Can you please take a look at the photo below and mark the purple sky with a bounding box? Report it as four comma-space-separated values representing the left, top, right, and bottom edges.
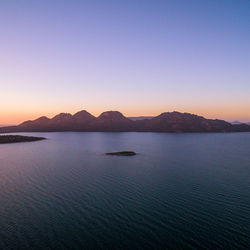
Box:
0, 0, 249, 124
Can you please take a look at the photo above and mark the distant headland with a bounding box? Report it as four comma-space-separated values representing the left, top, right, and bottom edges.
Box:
0, 110, 250, 133
0, 135, 46, 144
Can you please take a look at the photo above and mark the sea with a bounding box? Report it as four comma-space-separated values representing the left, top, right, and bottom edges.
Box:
0, 132, 249, 249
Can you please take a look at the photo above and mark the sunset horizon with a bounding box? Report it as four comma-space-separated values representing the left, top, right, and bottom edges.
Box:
1, 1, 249, 249
1, 1, 249, 125
1, 107, 250, 126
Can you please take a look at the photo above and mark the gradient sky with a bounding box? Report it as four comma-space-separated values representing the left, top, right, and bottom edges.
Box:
0, 0, 249, 124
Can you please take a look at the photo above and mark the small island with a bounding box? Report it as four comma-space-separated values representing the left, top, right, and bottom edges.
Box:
0, 135, 46, 144
106, 151, 136, 156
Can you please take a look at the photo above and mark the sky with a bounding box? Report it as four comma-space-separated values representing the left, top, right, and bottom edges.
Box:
0, 0, 249, 124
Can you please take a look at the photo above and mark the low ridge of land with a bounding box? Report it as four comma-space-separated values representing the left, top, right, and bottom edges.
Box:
0, 135, 46, 144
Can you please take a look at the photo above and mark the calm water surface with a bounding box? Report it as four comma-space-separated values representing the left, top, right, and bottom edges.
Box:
0, 132, 250, 249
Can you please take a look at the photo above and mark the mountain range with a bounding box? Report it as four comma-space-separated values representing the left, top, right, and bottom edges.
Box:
1, 110, 250, 133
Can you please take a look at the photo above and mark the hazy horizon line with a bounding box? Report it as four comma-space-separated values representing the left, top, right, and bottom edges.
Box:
1, 109, 250, 126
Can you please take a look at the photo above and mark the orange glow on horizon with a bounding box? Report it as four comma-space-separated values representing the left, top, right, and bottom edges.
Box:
1, 105, 249, 125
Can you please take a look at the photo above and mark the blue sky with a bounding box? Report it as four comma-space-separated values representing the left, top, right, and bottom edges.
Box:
0, 0, 249, 123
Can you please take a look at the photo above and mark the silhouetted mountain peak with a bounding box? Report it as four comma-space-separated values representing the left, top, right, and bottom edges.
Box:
19, 116, 50, 127
51, 113, 73, 121
73, 110, 95, 118
156, 111, 203, 120
73, 110, 96, 123
36, 116, 50, 122
98, 111, 127, 121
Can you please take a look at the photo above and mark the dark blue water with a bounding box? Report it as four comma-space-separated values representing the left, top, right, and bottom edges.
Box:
0, 132, 249, 249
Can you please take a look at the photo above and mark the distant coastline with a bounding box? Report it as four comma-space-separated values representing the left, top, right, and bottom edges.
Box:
1, 110, 250, 133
